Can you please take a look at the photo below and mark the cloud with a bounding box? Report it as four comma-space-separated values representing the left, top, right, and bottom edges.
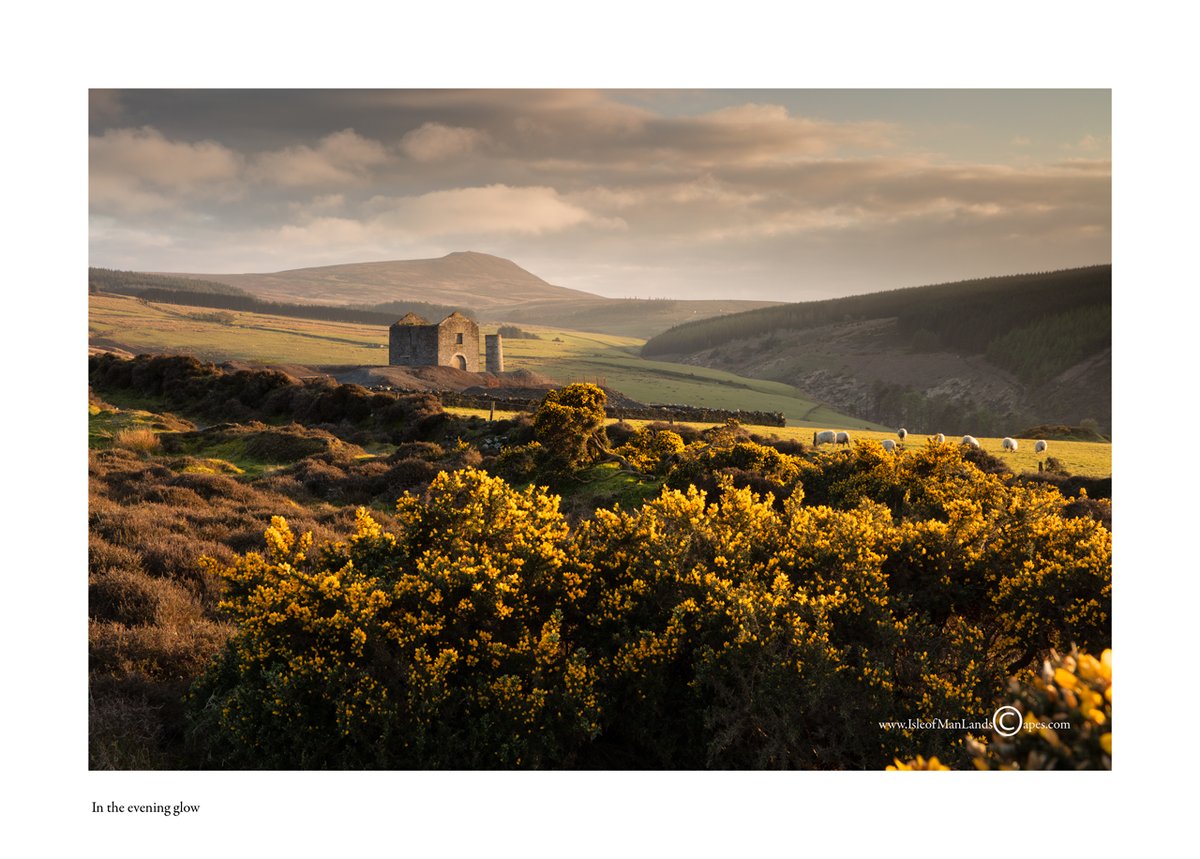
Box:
653, 103, 894, 162
89, 90, 124, 125
369, 184, 622, 236
400, 123, 489, 162
287, 193, 347, 219
1061, 133, 1109, 154
250, 129, 389, 187
89, 126, 243, 213
88, 91, 1110, 299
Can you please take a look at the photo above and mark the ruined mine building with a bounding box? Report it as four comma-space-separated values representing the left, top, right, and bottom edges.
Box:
388, 312, 503, 374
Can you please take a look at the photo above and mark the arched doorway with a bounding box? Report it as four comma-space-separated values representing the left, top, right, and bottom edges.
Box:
453, 354, 467, 370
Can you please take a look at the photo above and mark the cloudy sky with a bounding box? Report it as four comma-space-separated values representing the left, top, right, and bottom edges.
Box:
89, 89, 1110, 301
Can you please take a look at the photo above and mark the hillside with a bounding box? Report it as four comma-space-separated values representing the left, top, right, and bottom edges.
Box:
642, 266, 1111, 436
497, 296, 780, 340
151, 251, 778, 338
87, 292, 878, 428
168, 251, 589, 309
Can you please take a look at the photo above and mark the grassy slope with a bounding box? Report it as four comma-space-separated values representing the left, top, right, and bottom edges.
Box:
89, 293, 880, 428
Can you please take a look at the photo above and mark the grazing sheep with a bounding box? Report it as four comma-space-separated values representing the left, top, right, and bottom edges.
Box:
898, 428, 908, 441
935, 433, 946, 444
1034, 439, 1048, 454
881, 438, 896, 452
961, 435, 980, 449
835, 431, 852, 447
1002, 437, 1018, 452
813, 430, 837, 446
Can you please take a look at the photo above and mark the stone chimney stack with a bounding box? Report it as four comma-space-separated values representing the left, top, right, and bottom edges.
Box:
485, 333, 504, 374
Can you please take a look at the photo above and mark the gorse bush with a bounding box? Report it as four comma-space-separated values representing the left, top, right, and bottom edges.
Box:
972, 647, 1111, 770
189, 470, 600, 768
531, 383, 608, 473
887, 647, 1112, 771
613, 427, 685, 474
188, 443, 1111, 769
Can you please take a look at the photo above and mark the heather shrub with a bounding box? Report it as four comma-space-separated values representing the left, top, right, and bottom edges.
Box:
382, 457, 442, 491
389, 441, 445, 462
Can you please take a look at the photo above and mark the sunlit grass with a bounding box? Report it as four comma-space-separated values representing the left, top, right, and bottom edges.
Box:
90, 293, 877, 427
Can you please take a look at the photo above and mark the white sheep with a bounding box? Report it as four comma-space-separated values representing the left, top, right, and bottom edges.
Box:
881, 438, 896, 452
898, 428, 908, 441
835, 431, 851, 447
1002, 437, 1018, 452
1035, 439, 1048, 454
961, 435, 980, 449
935, 433, 946, 444
813, 430, 837, 446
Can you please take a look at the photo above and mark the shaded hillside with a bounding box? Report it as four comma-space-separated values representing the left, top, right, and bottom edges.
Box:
164, 251, 593, 309
91, 283, 471, 328
89, 267, 254, 297
498, 296, 780, 340
643, 266, 1111, 436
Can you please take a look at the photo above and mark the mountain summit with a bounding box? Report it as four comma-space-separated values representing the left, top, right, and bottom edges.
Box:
168, 251, 598, 310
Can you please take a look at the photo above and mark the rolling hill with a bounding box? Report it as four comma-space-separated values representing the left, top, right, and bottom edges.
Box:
642, 266, 1112, 437
148, 251, 779, 339
169, 251, 588, 309
87, 292, 880, 428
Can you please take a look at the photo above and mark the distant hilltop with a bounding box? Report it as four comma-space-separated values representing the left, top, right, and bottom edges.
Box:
103, 251, 780, 339
156, 251, 596, 310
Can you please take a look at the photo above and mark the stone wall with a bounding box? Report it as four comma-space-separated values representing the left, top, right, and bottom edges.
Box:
389, 323, 439, 366
435, 313, 480, 372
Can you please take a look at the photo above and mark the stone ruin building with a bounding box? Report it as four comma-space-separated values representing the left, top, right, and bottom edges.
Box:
389, 312, 503, 373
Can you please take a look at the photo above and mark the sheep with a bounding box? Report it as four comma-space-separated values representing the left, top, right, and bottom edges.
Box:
935, 433, 946, 444
813, 430, 837, 446
1002, 437, 1018, 452
1034, 439, 1048, 454
835, 431, 851, 447
898, 428, 908, 441
881, 438, 896, 452
961, 435, 980, 449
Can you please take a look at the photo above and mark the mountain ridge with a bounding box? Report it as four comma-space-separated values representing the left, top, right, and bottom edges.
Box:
158, 251, 600, 310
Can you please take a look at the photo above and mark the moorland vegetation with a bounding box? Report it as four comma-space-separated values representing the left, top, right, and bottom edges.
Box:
89, 354, 1111, 769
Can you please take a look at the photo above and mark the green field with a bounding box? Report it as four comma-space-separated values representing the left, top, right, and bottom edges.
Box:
89, 293, 388, 364
89, 293, 881, 428
91, 294, 1110, 476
